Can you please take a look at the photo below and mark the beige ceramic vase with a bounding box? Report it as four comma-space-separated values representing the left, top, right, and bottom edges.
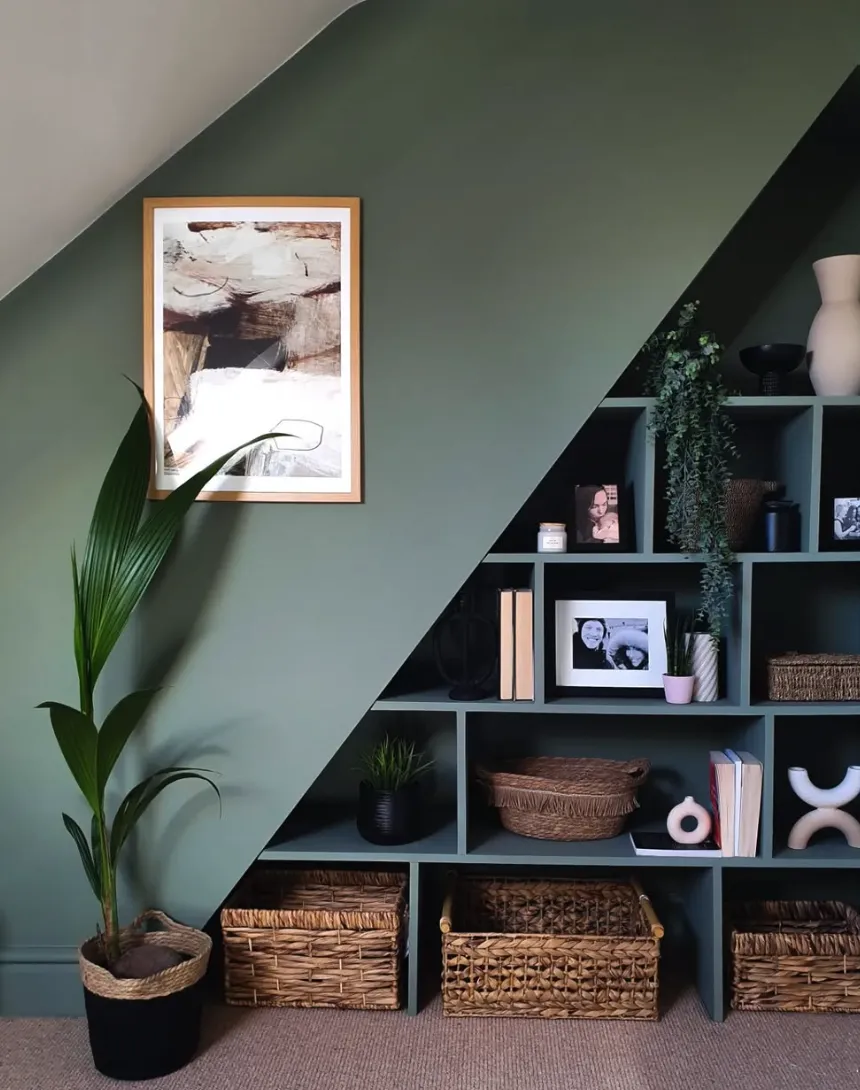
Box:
807, 254, 860, 396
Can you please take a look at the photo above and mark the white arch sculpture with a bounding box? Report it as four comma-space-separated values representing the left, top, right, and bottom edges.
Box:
787, 766, 860, 850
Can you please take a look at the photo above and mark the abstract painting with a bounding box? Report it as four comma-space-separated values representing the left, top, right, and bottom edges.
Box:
143, 197, 360, 501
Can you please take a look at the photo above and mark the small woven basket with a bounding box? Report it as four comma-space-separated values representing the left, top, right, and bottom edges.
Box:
221, 868, 407, 1010
79, 910, 211, 1001
731, 900, 860, 1012
477, 756, 650, 841
440, 876, 663, 1019
767, 653, 860, 701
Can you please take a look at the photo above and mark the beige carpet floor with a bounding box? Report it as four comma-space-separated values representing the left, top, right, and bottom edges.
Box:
2, 991, 859, 1090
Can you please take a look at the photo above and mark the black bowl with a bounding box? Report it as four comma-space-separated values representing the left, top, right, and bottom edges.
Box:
739, 344, 806, 394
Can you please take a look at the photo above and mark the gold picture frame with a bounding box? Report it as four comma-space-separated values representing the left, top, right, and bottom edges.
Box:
143, 196, 361, 502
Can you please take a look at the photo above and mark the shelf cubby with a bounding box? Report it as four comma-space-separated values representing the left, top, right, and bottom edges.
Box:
749, 561, 860, 703
490, 403, 650, 554
543, 561, 742, 704
653, 402, 814, 553
772, 713, 860, 860
466, 712, 766, 857
819, 404, 860, 551
381, 562, 534, 701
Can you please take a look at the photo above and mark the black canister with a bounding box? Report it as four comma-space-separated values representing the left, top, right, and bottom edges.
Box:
763, 500, 799, 552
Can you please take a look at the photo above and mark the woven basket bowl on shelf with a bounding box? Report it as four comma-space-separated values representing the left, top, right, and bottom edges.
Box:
440, 875, 664, 1019
767, 653, 860, 701
221, 868, 407, 1010
477, 756, 650, 841
725, 478, 780, 549
731, 900, 860, 1012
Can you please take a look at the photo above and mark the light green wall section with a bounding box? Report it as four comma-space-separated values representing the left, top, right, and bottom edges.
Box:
1, 0, 858, 983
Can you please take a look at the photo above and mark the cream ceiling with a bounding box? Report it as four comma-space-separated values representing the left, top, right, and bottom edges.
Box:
0, 0, 361, 301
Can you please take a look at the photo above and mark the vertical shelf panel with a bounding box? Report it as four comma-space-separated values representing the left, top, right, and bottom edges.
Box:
809, 402, 823, 549
737, 560, 754, 707
681, 865, 724, 1021
456, 711, 468, 856
628, 406, 654, 553
532, 560, 545, 704
761, 713, 775, 859
406, 860, 421, 1016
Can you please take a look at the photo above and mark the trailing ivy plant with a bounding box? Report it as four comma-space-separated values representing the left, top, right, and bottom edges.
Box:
641, 300, 737, 634
39, 386, 284, 963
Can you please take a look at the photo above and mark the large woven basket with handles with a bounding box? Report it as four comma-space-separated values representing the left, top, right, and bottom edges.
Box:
477, 756, 650, 841
440, 875, 663, 1019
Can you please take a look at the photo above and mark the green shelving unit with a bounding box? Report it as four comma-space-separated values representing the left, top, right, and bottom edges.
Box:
259, 394, 860, 1020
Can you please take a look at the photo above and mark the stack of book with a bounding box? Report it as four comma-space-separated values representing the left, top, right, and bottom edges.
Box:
709, 749, 763, 858
498, 589, 534, 701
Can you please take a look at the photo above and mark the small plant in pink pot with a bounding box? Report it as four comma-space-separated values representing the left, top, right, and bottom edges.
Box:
663, 615, 695, 704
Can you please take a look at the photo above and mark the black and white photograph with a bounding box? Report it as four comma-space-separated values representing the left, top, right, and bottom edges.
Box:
556, 598, 668, 688
575, 484, 621, 545
834, 498, 860, 541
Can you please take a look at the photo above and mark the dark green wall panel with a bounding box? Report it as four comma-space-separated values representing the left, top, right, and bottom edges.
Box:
1, 0, 858, 998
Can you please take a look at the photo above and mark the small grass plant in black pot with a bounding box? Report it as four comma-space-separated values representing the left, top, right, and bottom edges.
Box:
356, 735, 433, 845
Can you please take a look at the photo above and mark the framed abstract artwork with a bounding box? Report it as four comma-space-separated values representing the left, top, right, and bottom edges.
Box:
143, 196, 361, 502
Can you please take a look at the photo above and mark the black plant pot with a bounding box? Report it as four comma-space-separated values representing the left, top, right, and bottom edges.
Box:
83, 979, 205, 1081
357, 780, 422, 845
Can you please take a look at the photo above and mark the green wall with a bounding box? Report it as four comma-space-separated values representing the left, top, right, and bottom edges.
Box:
2, 0, 858, 1013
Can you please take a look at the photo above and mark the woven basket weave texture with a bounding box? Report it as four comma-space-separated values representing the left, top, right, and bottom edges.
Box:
441, 877, 662, 1020
79, 910, 211, 1001
767, 653, 860, 701
731, 900, 860, 1012
221, 868, 406, 1010
478, 756, 649, 841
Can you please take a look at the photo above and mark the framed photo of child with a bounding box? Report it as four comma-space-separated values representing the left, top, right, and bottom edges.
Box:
574, 484, 621, 546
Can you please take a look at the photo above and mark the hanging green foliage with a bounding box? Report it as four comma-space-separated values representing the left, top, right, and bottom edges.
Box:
641, 301, 737, 635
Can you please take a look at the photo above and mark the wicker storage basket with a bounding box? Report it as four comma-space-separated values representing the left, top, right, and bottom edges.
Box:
221, 868, 407, 1010
767, 653, 860, 701
731, 900, 860, 1012
477, 757, 649, 841
440, 876, 663, 1020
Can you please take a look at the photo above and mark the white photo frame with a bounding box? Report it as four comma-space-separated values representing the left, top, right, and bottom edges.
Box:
555, 598, 668, 688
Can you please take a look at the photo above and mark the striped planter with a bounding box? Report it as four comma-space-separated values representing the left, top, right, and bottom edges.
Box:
691, 634, 719, 703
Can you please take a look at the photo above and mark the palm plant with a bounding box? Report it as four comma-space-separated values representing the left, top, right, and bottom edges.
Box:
40, 387, 281, 963
358, 735, 434, 792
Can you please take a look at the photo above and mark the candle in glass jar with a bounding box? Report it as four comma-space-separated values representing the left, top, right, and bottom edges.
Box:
538, 522, 567, 553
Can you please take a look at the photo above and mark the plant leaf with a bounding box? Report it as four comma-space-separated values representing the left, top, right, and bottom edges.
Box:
88, 428, 286, 687
96, 689, 160, 799
62, 813, 101, 900
78, 397, 152, 696
110, 767, 220, 864
90, 813, 104, 893
39, 702, 99, 812
71, 546, 90, 714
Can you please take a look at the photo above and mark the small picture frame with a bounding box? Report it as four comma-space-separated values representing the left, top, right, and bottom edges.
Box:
555, 598, 668, 689
574, 484, 621, 546
833, 498, 860, 542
